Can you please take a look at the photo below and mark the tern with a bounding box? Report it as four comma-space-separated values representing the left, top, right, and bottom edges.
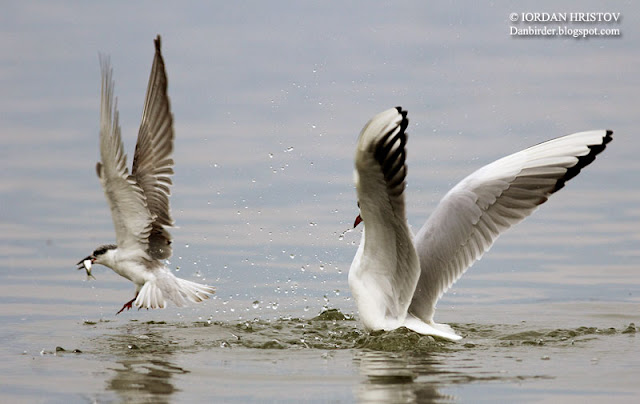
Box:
77, 36, 215, 314
349, 107, 612, 341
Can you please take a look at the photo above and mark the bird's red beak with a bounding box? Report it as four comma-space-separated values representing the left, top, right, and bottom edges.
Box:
353, 214, 363, 228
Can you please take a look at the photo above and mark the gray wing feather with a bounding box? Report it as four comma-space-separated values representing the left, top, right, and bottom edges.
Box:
97, 56, 153, 252
131, 35, 175, 260
409, 130, 613, 323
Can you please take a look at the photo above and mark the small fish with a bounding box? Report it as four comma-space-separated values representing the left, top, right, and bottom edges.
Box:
76, 258, 96, 280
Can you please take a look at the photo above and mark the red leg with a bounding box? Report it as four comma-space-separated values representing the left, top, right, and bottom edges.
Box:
116, 295, 137, 315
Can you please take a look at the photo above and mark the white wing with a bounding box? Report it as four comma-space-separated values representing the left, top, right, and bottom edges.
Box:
131, 35, 175, 260
409, 130, 613, 323
97, 56, 153, 253
349, 107, 420, 329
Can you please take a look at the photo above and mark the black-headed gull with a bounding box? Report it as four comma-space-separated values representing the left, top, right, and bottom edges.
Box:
349, 107, 612, 340
77, 36, 215, 314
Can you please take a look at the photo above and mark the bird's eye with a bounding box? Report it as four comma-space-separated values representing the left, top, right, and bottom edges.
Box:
357, 201, 360, 209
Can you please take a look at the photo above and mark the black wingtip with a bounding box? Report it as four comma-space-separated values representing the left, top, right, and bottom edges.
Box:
154, 35, 162, 52
553, 129, 613, 193
373, 109, 409, 197
605, 129, 613, 140
394, 106, 408, 119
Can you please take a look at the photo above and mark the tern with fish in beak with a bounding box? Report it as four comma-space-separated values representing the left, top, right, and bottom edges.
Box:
77, 35, 215, 314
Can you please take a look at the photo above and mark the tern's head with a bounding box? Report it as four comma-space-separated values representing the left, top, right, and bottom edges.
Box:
77, 244, 117, 267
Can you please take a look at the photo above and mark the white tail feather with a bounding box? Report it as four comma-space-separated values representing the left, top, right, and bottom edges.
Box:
135, 281, 167, 309
134, 272, 215, 310
174, 277, 216, 304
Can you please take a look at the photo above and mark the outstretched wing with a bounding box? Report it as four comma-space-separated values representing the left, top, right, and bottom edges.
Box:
349, 107, 420, 328
97, 57, 153, 253
409, 130, 613, 322
131, 35, 175, 260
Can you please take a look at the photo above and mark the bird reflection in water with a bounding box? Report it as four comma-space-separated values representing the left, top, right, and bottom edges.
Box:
101, 322, 188, 403
354, 351, 455, 403
107, 358, 188, 403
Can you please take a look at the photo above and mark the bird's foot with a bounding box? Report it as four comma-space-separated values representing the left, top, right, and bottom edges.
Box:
116, 297, 136, 315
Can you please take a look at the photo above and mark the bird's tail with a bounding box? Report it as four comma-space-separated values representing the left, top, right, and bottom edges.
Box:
134, 272, 216, 310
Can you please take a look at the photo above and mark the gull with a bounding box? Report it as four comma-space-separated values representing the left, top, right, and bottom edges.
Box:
77, 36, 215, 314
349, 107, 612, 341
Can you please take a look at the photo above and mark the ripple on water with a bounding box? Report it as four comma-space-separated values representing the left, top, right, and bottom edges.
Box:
76, 311, 638, 358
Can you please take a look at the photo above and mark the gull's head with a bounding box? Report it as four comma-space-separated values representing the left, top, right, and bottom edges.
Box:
352, 170, 364, 228
353, 200, 363, 228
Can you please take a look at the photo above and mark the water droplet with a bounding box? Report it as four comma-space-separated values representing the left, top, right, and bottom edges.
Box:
268, 153, 274, 159
289, 254, 295, 260
252, 301, 260, 309
285, 146, 294, 153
